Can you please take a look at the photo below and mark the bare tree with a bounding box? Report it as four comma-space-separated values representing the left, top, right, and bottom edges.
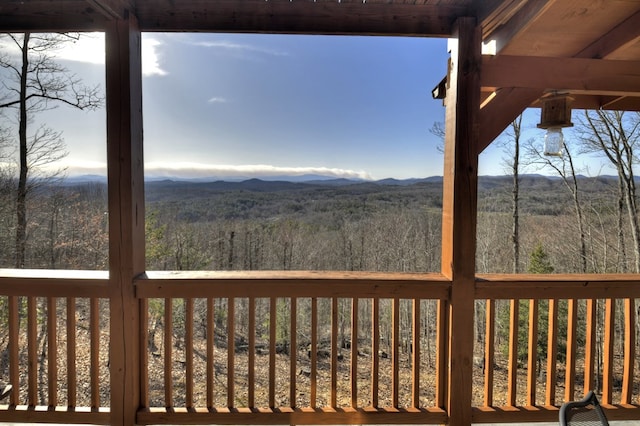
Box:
0, 32, 102, 268
526, 131, 588, 273
577, 110, 640, 272
498, 115, 524, 273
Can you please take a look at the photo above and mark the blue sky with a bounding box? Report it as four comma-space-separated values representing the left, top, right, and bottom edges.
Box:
3, 32, 606, 180
19, 32, 450, 180
141, 33, 450, 180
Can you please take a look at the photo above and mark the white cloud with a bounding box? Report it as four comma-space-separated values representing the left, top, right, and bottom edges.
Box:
207, 97, 227, 104
58, 161, 107, 176
18, 33, 168, 77
54, 33, 105, 65
143, 162, 372, 180
61, 162, 373, 181
192, 40, 288, 57
142, 37, 167, 76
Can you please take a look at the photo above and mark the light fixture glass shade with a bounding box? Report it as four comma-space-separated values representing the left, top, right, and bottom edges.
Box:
543, 127, 564, 156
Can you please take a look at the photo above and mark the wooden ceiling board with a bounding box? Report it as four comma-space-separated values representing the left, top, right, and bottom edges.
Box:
606, 37, 640, 61
132, 0, 468, 35
500, 0, 640, 58
0, 1, 109, 32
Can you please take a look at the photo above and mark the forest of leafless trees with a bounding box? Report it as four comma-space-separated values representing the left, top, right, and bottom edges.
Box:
1, 26, 640, 407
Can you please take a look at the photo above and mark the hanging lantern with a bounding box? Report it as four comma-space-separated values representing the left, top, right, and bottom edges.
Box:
537, 93, 573, 156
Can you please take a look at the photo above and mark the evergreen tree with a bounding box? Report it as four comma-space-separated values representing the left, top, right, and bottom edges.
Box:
528, 243, 554, 274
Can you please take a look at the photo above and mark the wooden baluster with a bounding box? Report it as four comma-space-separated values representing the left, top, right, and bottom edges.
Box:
27, 297, 37, 406
507, 299, 518, 406
290, 297, 297, 408
584, 299, 597, 393
527, 299, 538, 406
351, 298, 358, 408
140, 299, 149, 408
164, 298, 172, 407
392, 298, 400, 408
484, 299, 495, 406
622, 298, 635, 404
371, 297, 379, 408
411, 298, 420, 408
565, 299, 578, 402
206, 298, 214, 408
546, 299, 559, 406
602, 299, 615, 404
435, 300, 448, 410
311, 297, 318, 408
248, 297, 255, 408
185, 298, 194, 408
269, 297, 276, 408
331, 298, 338, 408
48, 297, 58, 407
8, 296, 19, 406
228, 297, 235, 408
67, 297, 76, 407
91, 297, 100, 408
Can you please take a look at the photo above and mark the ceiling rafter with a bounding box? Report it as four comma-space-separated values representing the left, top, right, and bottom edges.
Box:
0, 1, 109, 31
482, 55, 640, 97
477, 0, 525, 33
478, 3, 640, 152
84, 0, 133, 20
133, 1, 467, 36
483, 0, 555, 53
575, 9, 640, 59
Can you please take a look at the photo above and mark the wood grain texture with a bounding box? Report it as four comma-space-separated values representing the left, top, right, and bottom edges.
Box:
482, 55, 640, 96
137, 272, 450, 300
106, 13, 145, 426
442, 16, 481, 425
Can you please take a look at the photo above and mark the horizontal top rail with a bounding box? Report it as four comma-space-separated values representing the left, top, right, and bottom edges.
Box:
476, 273, 640, 299
137, 271, 451, 299
0, 269, 109, 297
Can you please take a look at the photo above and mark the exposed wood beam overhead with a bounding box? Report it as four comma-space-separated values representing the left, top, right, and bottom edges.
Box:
477, 0, 524, 33
0, 1, 108, 32
85, 0, 133, 20
482, 55, 640, 97
478, 87, 542, 152
575, 9, 640, 59
483, 0, 555, 53
134, 1, 466, 36
575, 95, 640, 112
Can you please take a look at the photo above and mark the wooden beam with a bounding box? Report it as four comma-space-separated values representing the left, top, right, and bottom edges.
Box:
85, 0, 133, 20
106, 13, 145, 426
482, 55, 640, 96
441, 16, 481, 426
134, 1, 465, 36
477, 3, 640, 152
0, 1, 108, 32
575, 9, 640, 59
478, 0, 526, 35
483, 0, 554, 53
478, 87, 542, 152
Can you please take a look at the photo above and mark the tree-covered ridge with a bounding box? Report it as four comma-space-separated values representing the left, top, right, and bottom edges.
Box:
0, 173, 629, 274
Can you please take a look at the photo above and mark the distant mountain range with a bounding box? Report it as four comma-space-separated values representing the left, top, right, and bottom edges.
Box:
62, 173, 620, 187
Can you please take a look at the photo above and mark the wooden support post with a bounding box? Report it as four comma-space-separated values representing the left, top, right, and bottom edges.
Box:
106, 12, 145, 426
441, 16, 481, 426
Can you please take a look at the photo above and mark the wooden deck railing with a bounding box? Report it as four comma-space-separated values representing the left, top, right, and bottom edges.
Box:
135, 271, 451, 425
0, 270, 640, 425
0, 269, 110, 424
473, 274, 640, 423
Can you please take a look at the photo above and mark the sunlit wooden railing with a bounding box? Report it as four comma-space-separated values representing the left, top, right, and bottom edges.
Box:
1, 271, 640, 425
0, 270, 110, 424
473, 274, 640, 424
135, 271, 451, 425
